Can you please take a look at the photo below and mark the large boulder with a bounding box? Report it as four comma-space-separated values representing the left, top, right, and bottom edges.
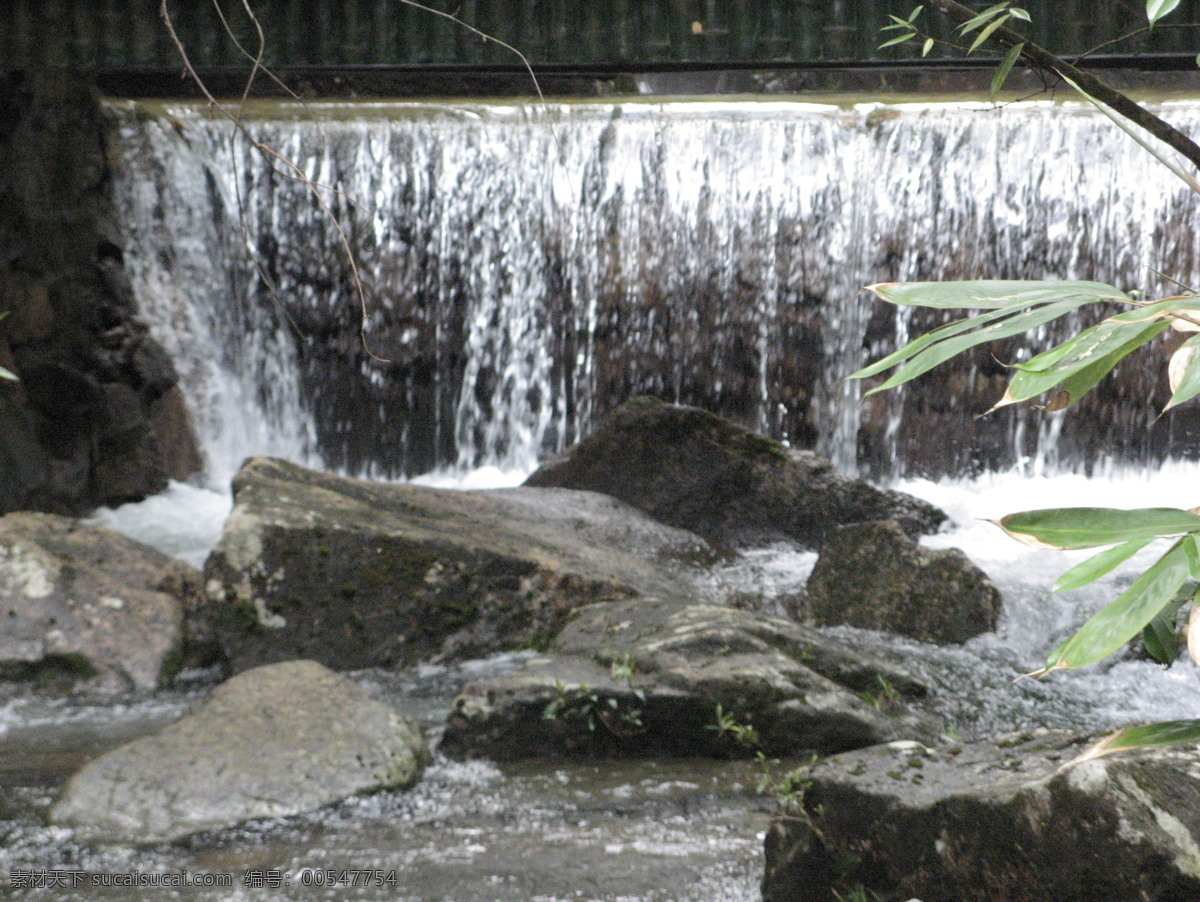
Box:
805, 520, 1002, 644
762, 729, 1200, 902
525, 398, 946, 548
0, 72, 202, 516
203, 457, 725, 674
440, 597, 940, 760
49, 660, 430, 844
0, 511, 197, 691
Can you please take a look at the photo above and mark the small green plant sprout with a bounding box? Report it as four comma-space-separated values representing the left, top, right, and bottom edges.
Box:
542, 652, 648, 738
857, 676, 903, 714
709, 702, 762, 750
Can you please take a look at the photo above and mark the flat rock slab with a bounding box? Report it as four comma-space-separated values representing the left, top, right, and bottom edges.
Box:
49, 660, 430, 844
806, 519, 1002, 644
440, 598, 941, 759
204, 457, 724, 674
0, 511, 194, 691
763, 729, 1200, 902
525, 397, 947, 548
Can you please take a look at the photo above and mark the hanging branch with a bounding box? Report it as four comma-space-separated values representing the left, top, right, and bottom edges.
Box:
924, 0, 1200, 171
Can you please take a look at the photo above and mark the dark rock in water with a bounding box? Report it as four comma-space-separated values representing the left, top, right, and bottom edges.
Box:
805, 520, 1002, 644
525, 398, 946, 548
49, 660, 430, 844
203, 457, 725, 674
0, 72, 202, 516
762, 729, 1200, 902
0, 511, 199, 692
439, 597, 941, 760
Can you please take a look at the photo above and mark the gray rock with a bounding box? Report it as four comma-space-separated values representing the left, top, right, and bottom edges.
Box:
0, 512, 193, 691
440, 597, 940, 760
806, 520, 1002, 644
762, 729, 1200, 902
49, 660, 430, 844
525, 397, 947, 548
204, 457, 725, 674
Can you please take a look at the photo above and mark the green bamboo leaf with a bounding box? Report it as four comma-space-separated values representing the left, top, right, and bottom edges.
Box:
1041, 324, 1169, 411
995, 320, 1167, 410
1142, 601, 1184, 664
990, 43, 1024, 100
960, 3, 1010, 34
1040, 538, 1193, 672
1147, 0, 1181, 25
851, 294, 1097, 382
922, 37, 934, 57
864, 297, 1096, 396
1052, 537, 1155, 592
907, 5, 925, 23
878, 32, 917, 49
867, 280, 1127, 310
1106, 296, 1200, 324
970, 13, 1010, 52
1008, 7, 1030, 21
996, 508, 1200, 550
1186, 534, 1200, 579
1073, 718, 1200, 765
1166, 333, 1200, 411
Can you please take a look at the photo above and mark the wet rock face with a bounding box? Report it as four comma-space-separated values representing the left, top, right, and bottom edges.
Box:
806, 520, 1002, 644
439, 597, 941, 760
0, 511, 200, 692
203, 457, 726, 674
0, 72, 201, 515
762, 730, 1200, 902
49, 660, 431, 844
525, 397, 947, 548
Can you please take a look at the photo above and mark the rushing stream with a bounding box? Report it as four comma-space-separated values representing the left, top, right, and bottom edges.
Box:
5, 95, 1200, 899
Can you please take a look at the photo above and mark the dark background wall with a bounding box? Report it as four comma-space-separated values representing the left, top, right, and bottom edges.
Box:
4, 0, 1200, 70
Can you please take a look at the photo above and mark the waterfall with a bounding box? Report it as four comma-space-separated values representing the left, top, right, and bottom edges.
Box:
104, 98, 1200, 486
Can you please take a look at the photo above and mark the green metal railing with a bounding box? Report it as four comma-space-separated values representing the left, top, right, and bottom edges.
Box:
3, 0, 1200, 69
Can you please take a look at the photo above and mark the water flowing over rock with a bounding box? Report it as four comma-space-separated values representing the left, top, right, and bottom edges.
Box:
107, 98, 1200, 485
762, 730, 1200, 902
525, 398, 946, 548
805, 520, 1002, 644
49, 660, 430, 844
0, 511, 196, 692
203, 457, 724, 673
440, 597, 940, 760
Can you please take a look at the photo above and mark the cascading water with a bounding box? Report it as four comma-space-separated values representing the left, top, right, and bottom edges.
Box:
105, 98, 1200, 487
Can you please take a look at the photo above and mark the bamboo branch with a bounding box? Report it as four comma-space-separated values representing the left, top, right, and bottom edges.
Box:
924, 0, 1200, 172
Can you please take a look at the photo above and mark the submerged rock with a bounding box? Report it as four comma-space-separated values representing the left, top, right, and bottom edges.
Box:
762, 729, 1200, 902
525, 397, 947, 548
204, 457, 724, 674
0, 511, 195, 691
805, 520, 1002, 644
49, 660, 430, 844
440, 597, 940, 760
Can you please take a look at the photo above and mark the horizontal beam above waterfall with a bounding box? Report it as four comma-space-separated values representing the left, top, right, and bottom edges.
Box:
88, 59, 1200, 100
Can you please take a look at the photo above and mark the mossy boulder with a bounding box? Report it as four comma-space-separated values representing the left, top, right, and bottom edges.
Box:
525, 398, 946, 548
762, 729, 1200, 902
805, 520, 1002, 644
0, 511, 199, 692
440, 597, 940, 760
49, 660, 429, 844
203, 457, 725, 674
